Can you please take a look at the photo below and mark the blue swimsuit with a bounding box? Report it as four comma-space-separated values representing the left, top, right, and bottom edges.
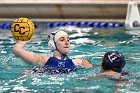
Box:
44, 57, 77, 74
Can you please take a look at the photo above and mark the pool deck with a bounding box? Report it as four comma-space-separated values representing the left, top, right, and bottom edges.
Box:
0, 0, 140, 22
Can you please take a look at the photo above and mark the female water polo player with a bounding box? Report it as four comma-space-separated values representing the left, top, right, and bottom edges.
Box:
101, 51, 127, 76
12, 31, 92, 74
80, 51, 128, 80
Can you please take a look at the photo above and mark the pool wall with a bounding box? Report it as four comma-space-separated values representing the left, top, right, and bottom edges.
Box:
0, 0, 140, 22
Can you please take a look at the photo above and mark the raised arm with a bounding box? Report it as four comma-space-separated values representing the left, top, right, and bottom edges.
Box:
12, 41, 49, 66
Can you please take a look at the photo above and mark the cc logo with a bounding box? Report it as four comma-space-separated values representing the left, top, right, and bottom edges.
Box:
14, 24, 26, 35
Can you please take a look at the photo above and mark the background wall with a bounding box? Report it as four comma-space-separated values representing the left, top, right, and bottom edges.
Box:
0, 0, 140, 21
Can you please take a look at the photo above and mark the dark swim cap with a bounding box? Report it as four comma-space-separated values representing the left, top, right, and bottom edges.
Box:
102, 51, 126, 72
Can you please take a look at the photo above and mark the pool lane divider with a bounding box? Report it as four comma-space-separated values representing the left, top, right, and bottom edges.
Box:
46, 22, 124, 29
0, 22, 123, 30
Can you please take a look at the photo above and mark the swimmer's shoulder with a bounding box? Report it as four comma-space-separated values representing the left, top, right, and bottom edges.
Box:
36, 54, 49, 66
107, 71, 130, 81
79, 71, 130, 81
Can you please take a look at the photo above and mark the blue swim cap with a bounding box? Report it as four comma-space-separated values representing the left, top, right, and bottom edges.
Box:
102, 51, 126, 72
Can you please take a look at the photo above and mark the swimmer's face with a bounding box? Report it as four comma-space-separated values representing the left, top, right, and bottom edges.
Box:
56, 35, 70, 54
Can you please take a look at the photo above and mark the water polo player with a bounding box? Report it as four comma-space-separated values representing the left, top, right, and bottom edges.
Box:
101, 51, 127, 76
12, 30, 92, 74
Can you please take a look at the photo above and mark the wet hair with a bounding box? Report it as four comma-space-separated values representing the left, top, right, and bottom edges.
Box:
102, 51, 126, 72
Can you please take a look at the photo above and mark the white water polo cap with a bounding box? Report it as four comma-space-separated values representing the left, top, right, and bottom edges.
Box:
47, 31, 69, 51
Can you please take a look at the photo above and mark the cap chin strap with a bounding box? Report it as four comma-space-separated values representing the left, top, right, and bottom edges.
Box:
52, 45, 68, 60
49, 31, 68, 60
61, 53, 68, 60
57, 48, 68, 60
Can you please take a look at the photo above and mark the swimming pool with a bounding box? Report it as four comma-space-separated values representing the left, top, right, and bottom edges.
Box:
0, 24, 140, 93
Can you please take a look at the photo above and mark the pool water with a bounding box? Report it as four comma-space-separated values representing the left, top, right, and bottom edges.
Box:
0, 25, 140, 93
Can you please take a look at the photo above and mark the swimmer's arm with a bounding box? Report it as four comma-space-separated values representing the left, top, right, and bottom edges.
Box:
12, 41, 49, 66
73, 59, 92, 68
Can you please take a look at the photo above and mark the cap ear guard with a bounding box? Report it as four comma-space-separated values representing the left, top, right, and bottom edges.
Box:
47, 33, 56, 50
47, 30, 68, 51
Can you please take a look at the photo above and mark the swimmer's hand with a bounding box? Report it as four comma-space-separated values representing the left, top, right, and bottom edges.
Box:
73, 59, 92, 68
81, 59, 92, 68
13, 40, 29, 50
